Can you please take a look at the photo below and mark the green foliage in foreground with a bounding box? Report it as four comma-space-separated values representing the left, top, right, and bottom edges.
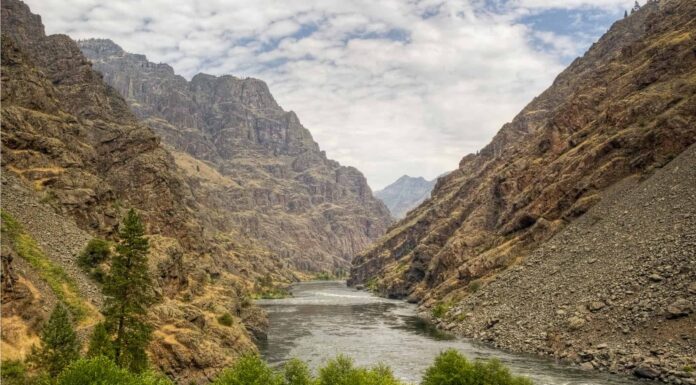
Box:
422, 349, 533, 385
2, 350, 533, 385
210, 350, 532, 385
56, 356, 173, 385
212, 354, 404, 385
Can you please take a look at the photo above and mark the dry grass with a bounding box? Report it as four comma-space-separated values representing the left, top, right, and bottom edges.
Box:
1, 211, 95, 323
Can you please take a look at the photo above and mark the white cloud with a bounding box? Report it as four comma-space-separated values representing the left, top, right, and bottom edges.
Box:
25, 0, 628, 189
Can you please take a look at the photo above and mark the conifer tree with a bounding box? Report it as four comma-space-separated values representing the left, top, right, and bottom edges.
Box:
30, 303, 80, 377
102, 209, 156, 373
87, 322, 114, 359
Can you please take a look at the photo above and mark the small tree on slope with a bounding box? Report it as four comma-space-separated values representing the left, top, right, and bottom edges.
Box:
102, 209, 156, 373
29, 303, 80, 377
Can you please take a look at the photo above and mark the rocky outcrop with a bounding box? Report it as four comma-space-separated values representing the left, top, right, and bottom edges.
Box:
350, 0, 695, 379
350, 0, 696, 302
78, 39, 391, 273
436, 143, 696, 383
0, 1, 280, 382
375, 175, 437, 219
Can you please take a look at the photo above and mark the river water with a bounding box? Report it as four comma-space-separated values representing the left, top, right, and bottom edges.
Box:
257, 281, 641, 385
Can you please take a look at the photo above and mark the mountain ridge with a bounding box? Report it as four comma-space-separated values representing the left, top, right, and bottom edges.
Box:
78, 38, 392, 273
375, 175, 437, 219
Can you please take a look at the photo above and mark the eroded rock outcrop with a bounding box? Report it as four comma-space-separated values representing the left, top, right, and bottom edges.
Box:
350, 0, 696, 301
350, 0, 696, 380
1, 1, 279, 382
78, 40, 392, 273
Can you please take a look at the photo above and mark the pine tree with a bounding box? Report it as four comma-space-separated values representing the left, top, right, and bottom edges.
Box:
633, 1, 641, 11
87, 322, 114, 359
624, 10, 628, 18
102, 209, 156, 373
29, 303, 80, 377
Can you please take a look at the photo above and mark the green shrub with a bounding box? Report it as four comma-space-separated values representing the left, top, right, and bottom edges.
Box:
56, 357, 174, 385
1, 360, 29, 385
431, 303, 451, 319
217, 313, 234, 327
212, 354, 282, 385
283, 358, 313, 385
421, 349, 533, 385
57, 356, 136, 385
468, 280, 481, 293
317, 356, 402, 385
78, 238, 111, 269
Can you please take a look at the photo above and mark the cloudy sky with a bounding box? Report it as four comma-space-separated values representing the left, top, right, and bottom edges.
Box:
26, 0, 635, 190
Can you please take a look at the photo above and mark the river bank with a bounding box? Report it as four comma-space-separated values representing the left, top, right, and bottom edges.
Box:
257, 281, 643, 384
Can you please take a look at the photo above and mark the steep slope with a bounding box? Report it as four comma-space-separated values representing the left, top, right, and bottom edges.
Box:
350, 0, 695, 304
375, 175, 436, 219
445, 143, 696, 382
0, 1, 277, 382
77, 39, 391, 273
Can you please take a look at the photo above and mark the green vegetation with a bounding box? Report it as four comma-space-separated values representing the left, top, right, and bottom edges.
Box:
87, 322, 114, 359
0, 211, 90, 321
313, 269, 347, 281
212, 355, 281, 385
3, 346, 534, 385
467, 280, 481, 293
56, 357, 174, 385
365, 277, 379, 292
422, 349, 533, 385
253, 273, 291, 299
28, 304, 81, 377
103, 209, 157, 373
217, 312, 234, 327
431, 302, 451, 319
78, 238, 111, 283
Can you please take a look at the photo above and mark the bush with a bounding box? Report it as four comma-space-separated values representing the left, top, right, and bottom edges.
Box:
78, 238, 111, 269
283, 358, 313, 385
317, 356, 402, 385
217, 313, 234, 327
1, 360, 29, 385
421, 349, 533, 385
56, 357, 174, 385
57, 357, 136, 385
431, 303, 451, 319
468, 280, 481, 293
212, 354, 282, 385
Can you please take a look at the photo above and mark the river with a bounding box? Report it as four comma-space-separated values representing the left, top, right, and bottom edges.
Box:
257, 280, 641, 385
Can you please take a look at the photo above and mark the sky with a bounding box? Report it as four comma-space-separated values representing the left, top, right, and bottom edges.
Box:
26, 0, 636, 190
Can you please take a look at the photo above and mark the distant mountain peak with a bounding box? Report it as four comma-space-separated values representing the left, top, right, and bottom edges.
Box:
376, 175, 437, 219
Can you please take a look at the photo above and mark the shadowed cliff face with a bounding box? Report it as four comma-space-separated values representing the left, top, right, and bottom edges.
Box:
350, 0, 696, 302
78, 39, 392, 273
1, 1, 301, 382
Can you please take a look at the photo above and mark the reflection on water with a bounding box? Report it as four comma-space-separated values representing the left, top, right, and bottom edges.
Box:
257, 281, 640, 385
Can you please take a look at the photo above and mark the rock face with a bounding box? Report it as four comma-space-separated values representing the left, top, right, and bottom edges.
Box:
350, 0, 696, 381
350, 0, 696, 301
439, 143, 696, 383
78, 39, 391, 273
375, 175, 437, 219
1, 1, 283, 382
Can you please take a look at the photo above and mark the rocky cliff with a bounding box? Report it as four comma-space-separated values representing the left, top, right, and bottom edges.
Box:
77, 39, 391, 273
1, 1, 286, 382
350, 0, 695, 379
375, 175, 437, 219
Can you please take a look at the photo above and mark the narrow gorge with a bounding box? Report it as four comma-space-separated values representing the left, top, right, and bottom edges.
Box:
1, 0, 694, 384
